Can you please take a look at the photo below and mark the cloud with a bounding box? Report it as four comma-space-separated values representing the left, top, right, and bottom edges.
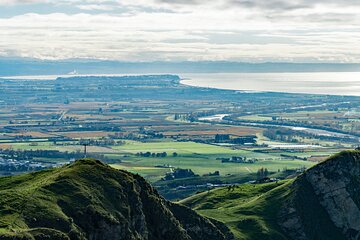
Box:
76, 4, 114, 11
0, 0, 47, 4
0, 0, 359, 62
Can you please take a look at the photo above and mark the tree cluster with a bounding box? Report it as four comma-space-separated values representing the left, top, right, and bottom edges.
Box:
136, 152, 168, 158
256, 167, 269, 180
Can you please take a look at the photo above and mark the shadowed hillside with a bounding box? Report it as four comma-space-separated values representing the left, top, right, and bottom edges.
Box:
181, 150, 360, 240
0, 159, 231, 240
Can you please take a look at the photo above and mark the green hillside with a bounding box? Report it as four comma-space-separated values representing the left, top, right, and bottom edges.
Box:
181, 150, 360, 240
181, 180, 291, 239
0, 159, 230, 240
1, 151, 359, 240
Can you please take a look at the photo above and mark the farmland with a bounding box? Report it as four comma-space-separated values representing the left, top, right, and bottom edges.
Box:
0, 74, 358, 199
109, 140, 316, 175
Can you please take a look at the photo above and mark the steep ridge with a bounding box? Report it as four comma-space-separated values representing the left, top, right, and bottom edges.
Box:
182, 150, 360, 240
278, 150, 360, 240
0, 159, 230, 240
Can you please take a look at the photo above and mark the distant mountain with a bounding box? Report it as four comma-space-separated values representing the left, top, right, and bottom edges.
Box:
1, 58, 360, 76
0, 159, 231, 240
182, 150, 360, 240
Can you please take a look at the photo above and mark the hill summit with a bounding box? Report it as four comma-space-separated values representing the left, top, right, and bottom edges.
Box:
0, 159, 231, 240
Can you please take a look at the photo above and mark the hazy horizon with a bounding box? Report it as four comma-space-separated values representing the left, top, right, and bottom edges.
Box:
1, 59, 360, 76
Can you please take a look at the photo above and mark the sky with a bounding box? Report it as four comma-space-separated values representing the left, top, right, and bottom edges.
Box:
0, 0, 359, 62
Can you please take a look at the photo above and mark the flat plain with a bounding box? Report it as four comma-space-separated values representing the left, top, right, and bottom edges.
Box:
0, 75, 358, 198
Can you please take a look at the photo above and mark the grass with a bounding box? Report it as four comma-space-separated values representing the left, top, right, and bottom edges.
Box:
180, 150, 360, 240
110, 156, 314, 180
111, 165, 170, 182
237, 115, 273, 121
0, 159, 229, 240
111, 140, 250, 155
109, 140, 315, 179
181, 180, 293, 240
0, 160, 131, 237
2, 139, 319, 181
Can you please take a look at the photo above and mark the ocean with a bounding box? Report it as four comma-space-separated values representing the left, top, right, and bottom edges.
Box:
181, 72, 360, 96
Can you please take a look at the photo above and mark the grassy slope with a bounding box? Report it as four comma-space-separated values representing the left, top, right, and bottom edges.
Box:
0, 159, 189, 239
0, 160, 132, 238
0, 167, 64, 231
0, 159, 232, 240
181, 180, 292, 240
181, 150, 360, 240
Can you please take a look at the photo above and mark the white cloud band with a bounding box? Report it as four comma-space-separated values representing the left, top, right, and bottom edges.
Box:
0, 0, 359, 62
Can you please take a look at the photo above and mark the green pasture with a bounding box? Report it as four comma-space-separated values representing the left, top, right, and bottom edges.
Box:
2, 139, 318, 181
110, 156, 314, 181
109, 140, 315, 180
181, 180, 293, 239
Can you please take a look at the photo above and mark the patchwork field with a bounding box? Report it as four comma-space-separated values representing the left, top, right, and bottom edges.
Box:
108, 140, 318, 180
0, 75, 358, 200
0, 138, 322, 181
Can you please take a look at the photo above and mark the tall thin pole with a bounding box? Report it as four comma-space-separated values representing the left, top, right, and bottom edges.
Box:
83, 144, 87, 158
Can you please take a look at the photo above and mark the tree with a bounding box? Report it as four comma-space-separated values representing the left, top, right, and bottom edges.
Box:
264, 168, 269, 177
257, 167, 269, 180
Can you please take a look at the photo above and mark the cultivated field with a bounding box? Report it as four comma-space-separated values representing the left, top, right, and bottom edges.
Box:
0, 75, 358, 199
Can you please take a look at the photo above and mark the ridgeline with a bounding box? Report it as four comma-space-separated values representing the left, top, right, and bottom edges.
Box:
1, 151, 359, 240
0, 159, 231, 240
182, 150, 360, 240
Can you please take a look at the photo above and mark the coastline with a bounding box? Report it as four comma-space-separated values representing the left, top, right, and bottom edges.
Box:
1, 72, 360, 97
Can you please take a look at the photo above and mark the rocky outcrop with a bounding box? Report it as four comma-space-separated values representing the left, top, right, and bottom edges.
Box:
168, 202, 234, 240
0, 159, 229, 240
278, 151, 360, 240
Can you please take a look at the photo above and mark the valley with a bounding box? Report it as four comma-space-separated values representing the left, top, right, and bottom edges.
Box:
181, 150, 360, 240
0, 75, 359, 200
2, 0, 360, 239
0, 150, 359, 240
